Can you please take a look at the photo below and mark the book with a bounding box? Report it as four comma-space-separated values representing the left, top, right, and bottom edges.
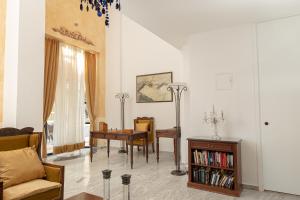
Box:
193, 150, 234, 169
192, 167, 235, 189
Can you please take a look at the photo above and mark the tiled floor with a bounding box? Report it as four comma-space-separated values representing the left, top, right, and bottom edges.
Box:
47, 148, 300, 200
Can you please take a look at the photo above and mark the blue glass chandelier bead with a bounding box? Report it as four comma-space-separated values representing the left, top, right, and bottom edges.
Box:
79, 0, 121, 26
97, 10, 102, 17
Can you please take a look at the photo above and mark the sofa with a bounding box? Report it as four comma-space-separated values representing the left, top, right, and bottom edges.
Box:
0, 127, 64, 200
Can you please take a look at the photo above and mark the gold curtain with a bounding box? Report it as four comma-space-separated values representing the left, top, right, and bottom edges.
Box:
43, 38, 59, 158
85, 52, 97, 131
85, 52, 98, 148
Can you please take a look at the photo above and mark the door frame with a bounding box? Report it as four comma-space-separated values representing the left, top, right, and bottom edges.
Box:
254, 23, 264, 192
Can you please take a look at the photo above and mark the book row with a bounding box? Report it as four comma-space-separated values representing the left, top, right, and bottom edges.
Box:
193, 150, 234, 168
192, 168, 235, 189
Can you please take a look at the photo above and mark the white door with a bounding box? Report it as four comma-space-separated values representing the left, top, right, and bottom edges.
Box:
258, 16, 300, 195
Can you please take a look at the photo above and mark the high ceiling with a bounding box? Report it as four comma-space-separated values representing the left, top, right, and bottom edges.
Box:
123, 0, 300, 48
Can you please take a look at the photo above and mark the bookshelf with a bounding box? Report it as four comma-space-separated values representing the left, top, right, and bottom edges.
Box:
187, 137, 242, 197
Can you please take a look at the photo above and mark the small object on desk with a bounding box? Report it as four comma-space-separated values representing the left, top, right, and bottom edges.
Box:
102, 169, 112, 200
187, 136, 242, 197
65, 192, 103, 200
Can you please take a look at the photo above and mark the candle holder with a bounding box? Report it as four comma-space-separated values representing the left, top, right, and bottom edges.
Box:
102, 169, 112, 200
115, 92, 129, 153
121, 174, 131, 200
203, 105, 224, 140
167, 82, 188, 176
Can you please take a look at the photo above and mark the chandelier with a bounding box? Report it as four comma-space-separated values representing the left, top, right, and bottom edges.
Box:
80, 0, 121, 26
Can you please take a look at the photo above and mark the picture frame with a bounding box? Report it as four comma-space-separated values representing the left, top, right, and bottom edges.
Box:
136, 72, 173, 103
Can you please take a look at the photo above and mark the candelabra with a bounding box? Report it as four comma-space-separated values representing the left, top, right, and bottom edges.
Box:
115, 92, 129, 153
167, 82, 188, 176
203, 105, 224, 140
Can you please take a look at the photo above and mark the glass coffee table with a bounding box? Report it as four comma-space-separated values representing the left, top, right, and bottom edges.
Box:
66, 192, 102, 200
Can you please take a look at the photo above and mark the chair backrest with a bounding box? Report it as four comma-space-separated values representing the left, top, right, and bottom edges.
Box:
134, 117, 154, 142
0, 127, 42, 158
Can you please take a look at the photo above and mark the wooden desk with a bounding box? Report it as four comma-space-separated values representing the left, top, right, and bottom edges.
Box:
156, 128, 177, 164
90, 130, 149, 169
66, 192, 102, 200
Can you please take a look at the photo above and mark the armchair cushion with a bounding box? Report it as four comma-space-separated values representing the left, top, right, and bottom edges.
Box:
0, 147, 45, 189
3, 179, 61, 200
44, 165, 61, 183
135, 123, 149, 132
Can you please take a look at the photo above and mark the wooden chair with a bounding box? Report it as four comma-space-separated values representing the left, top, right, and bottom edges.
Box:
131, 117, 155, 153
0, 127, 65, 200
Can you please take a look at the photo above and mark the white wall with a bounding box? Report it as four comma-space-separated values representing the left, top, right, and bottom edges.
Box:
3, 0, 45, 131
106, 11, 300, 188
106, 13, 183, 151
181, 25, 260, 186
3, 0, 19, 127
105, 10, 122, 130
106, 15, 261, 186
122, 16, 183, 152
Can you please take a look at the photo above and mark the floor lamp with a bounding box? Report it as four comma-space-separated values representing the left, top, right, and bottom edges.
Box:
115, 92, 129, 153
168, 83, 188, 176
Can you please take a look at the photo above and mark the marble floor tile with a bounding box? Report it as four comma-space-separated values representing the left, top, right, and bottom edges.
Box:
47, 148, 300, 200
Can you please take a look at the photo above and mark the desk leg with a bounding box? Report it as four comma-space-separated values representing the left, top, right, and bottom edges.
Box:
156, 137, 159, 163
107, 139, 110, 158
130, 138, 133, 169
143, 141, 145, 156
146, 133, 149, 163
90, 136, 93, 162
126, 141, 128, 155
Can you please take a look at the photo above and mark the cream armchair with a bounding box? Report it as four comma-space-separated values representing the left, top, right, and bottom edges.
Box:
0, 127, 64, 200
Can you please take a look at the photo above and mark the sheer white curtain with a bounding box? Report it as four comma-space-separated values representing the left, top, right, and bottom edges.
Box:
53, 43, 85, 154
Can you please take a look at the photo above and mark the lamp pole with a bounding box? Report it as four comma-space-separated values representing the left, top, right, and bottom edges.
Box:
115, 92, 129, 153
168, 83, 187, 176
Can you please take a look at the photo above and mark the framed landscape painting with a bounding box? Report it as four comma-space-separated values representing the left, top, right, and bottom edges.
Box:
136, 72, 173, 103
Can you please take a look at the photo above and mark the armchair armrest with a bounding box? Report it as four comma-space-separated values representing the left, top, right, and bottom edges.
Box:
42, 162, 65, 200
0, 180, 3, 200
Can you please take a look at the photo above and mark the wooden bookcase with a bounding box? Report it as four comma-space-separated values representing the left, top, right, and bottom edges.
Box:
187, 137, 242, 197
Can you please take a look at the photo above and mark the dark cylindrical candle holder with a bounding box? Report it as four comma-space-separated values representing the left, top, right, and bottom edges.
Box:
121, 174, 131, 200
102, 169, 112, 200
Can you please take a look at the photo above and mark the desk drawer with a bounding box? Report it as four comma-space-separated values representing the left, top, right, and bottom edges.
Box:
190, 140, 233, 152
105, 134, 118, 140
104, 134, 128, 141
